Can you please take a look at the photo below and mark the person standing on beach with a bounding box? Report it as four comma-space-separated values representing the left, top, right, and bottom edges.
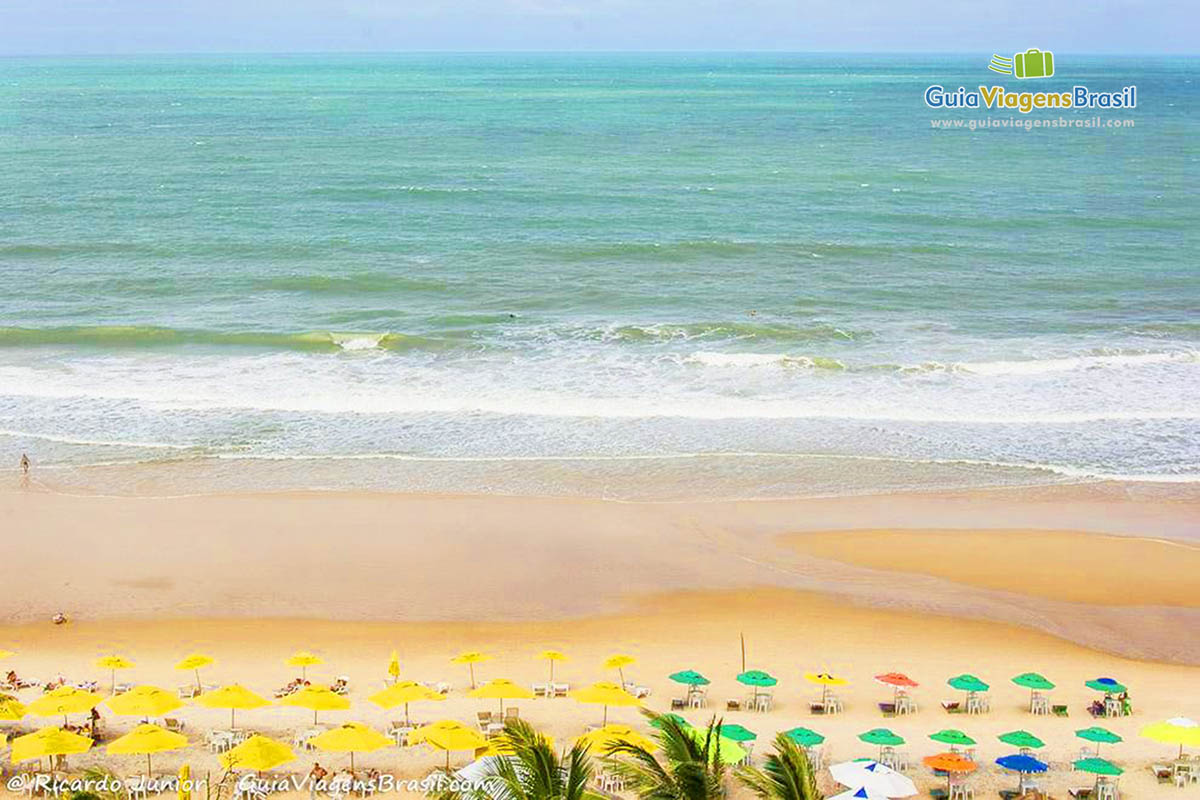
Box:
20, 454, 30, 474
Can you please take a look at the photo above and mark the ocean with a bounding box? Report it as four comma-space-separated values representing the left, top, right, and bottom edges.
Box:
1, 53, 1197, 499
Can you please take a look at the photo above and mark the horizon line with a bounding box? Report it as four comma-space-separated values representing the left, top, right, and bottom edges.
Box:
1, 48, 1197, 58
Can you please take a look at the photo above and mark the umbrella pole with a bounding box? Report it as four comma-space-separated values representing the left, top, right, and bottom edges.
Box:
147, 753, 152, 779
195, 669, 201, 692
404, 703, 410, 727
469, 664, 475, 690
549, 662, 554, 684
314, 710, 319, 725
603, 704, 608, 726
231, 709, 236, 730
618, 668, 625, 687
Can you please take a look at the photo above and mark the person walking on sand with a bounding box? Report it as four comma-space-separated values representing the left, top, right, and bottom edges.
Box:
20, 454, 30, 474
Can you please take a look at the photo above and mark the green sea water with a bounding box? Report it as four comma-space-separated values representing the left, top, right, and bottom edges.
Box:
0, 53, 1196, 498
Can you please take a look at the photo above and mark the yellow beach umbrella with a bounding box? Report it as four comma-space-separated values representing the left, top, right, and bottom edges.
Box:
220, 734, 297, 772
577, 723, 657, 754
0, 650, 14, 661
1142, 718, 1200, 758
28, 686, 103, 725
0, 695, 27, 721
95, 656, 135, 695
805, 672, 849, 707
107, 723, 188, 776
279, 684, 350, 724
569, 681, 640, 725
174, 654, 215, 692
450, 652, 492, 689
369, 681, 445, 726
106, 685, 183, 719
194, 685, 271, 729
308, 722, 391, 772
409, 719, 489, 769
469, 679, 535, 715
10, 726, 93, 765
537, 650, 568, 683
603, 654, 636, 686
387, 651, 401, 683
286, 652, 324, 680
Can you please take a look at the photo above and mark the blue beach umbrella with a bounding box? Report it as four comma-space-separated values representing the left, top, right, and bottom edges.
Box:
996, 753, 1048, 791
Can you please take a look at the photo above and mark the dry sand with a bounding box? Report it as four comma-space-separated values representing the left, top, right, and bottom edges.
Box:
1, 479, 1198, 798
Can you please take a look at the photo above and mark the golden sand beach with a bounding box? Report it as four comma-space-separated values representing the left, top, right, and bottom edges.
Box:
1, 480, 1198, 798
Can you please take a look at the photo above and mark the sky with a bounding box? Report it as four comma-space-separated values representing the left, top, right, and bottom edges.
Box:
0, 0, 1195, 55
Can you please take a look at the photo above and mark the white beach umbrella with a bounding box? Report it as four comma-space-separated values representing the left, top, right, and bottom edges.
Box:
829, 760, 918, 798
830, 788, 893, 800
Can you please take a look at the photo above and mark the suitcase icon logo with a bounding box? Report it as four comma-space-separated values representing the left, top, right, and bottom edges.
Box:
987, 49, 1055, 79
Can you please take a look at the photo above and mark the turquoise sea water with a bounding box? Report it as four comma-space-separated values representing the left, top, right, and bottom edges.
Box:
1, 53, 1197, 498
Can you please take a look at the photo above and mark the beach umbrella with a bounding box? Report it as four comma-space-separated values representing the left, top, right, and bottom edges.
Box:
805, 672, 848, 708
308, 722, 391, 773
998, 730, 1045, 751
692, 729, 746, 763
0, 695, 27, 721
1076, 727, 1122, 756
829, 760, 917, 798
829, 788, 891, 800
220, 734, 296, 772
105, 685, 183, 720
737, 670, 778, 688
719, 723, 757, 742
106, 723, 188, 777
1074, 757, 1123, 776
650, 713, 692, 730
279, 684, 350, 724
368, 681, 445, 726
386, 651, 400, 684
569, 681, 640, 725
95, 656, 135, 695
174, 654, 214, 692
28, 686, 103, 725
286, 652, 324, 680
10, 726, 92, 766
1011, 672, 1055, 708
995, 753, 1048, 792
468, 679, 535, 715
875, 673, 918, 705
1141, 717, 1200, 758
923, 752, 977, 796
194, 684, 271, 729
577, 723, 657, 754
409, 719, 489, 770
603, 654, 636, 686
1085, 678, 1126, 695
784, 727, 825, 747
929, 730, 976, 749
450, 652, 492, 689
0, 650, 13, 661
537, 650, 568, 684
669, 670, 710, 699
947, 674, 988, 694
859, 728, 905, 761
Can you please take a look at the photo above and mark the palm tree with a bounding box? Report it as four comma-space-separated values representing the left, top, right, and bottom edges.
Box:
428, 718, 594, 800
735, 733, 823, 800
606, 710, 728, 800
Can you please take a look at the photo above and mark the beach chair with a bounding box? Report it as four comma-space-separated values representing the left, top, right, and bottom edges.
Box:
878, 702, 897, 717
532, 683, 548, 697
163, 718, 184, 733
941, 700, 961, 714
726, 699, 740, 711
1068, 788, 1094, 799
504, 707, 519, 721
671, 698, 686, 710
476, 711, 492, 731
435, 682, 451, 694
1052, 704, 1069, 717
177, 685, 200, 699
551, 683, 570, 698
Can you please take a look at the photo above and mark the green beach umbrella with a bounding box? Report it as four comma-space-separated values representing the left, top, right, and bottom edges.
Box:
1085, 678, 1126, 695
687, 730, 745, 763
784, 727, 825, 747
930, 729, 977, 748
669, 670, 711, 687
719, 724, 757, 742
1076, 727, 1122, 755
736, 670, 778, 688
999, 730, 1045, 750
1074, 758, 1124, 776
948, 674, 990, 693
650, 713, 692, 730
859, 728, 905, 761
1012, 673, 1055, 691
